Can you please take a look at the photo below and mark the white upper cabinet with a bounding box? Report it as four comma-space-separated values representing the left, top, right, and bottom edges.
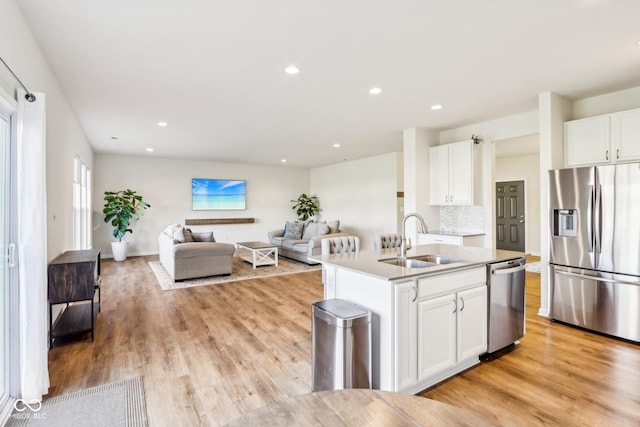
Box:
565, 108, 640, 167
429, 140, 473, 205
611, 109, 640, 162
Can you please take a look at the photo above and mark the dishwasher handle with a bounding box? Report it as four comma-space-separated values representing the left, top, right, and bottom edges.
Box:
491, 263, 526, 275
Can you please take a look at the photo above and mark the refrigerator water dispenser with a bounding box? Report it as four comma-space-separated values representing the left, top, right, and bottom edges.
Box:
553, 209, 577, 237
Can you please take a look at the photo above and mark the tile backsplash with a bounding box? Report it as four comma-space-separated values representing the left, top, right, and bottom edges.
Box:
440, 205, 484, 233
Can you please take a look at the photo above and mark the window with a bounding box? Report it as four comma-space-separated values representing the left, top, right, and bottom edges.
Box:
73, 155, 92, 249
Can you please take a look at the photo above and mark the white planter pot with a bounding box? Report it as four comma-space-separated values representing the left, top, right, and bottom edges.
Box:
111, 241, 129, 262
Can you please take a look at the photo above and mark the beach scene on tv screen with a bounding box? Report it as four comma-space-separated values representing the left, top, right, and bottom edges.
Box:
192, 179, 246, 210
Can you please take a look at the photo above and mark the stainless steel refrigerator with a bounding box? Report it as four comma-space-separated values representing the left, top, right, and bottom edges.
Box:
549, 163, 640, 343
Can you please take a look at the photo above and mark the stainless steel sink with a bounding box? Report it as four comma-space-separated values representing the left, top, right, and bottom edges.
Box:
379, 254, 465, 268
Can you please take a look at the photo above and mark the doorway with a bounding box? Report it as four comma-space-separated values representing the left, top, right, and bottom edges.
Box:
496, 180, 525, 251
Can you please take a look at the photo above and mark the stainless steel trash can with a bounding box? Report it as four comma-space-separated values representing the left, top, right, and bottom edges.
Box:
312, 299, 371, 391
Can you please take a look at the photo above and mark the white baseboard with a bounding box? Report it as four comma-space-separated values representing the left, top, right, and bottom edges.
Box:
102, 250, 159, 259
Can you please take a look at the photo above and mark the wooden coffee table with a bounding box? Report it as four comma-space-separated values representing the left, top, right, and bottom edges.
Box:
235, 241, 278, 269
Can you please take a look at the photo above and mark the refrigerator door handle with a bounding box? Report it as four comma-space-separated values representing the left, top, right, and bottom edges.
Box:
595, 184, 602, 254
555, 270, 640, 287
587, 185, 594, 253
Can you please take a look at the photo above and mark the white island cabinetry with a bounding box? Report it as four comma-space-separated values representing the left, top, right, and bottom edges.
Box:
328, 264, 487, 394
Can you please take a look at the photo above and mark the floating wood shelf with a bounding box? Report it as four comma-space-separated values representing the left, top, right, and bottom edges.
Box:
185, 218, 255, 225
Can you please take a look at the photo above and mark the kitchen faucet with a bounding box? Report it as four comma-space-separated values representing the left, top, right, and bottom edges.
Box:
400, 213, 428, 258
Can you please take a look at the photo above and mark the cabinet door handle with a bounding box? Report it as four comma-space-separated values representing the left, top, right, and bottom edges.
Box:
459, 297, 465, 311
617, 148, 620, 159
452, 298, 457, 313
450, 195, 454, 202
412, 286, 417, 303
7, 243, 15, 268
606, 150, 609, 161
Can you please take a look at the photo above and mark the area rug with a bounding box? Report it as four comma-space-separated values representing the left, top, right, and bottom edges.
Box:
7, 377, 147, 427
149, 256, 321, 290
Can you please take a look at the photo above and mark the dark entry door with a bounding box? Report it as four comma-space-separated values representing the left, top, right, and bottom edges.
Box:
496, 180, 525, 251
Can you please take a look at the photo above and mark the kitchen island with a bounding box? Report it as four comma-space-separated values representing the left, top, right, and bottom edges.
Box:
311, 244, 525, 394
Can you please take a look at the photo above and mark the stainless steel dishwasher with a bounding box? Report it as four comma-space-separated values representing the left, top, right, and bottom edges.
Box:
486, 257, 527, 354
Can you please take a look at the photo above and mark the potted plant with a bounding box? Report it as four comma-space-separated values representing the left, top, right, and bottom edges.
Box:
291, 193, 320, 221
103, 189, 151, 261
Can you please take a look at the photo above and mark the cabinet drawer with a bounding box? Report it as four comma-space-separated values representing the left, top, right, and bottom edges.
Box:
417, 267, 485, 300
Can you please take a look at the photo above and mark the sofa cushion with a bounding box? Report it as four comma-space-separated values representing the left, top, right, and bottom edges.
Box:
302, 222, 330, 240
283, 221, 303, 239
282, 239, 309, 252
192, 231, 215, 242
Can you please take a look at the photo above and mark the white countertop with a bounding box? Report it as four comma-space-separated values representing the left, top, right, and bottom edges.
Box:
310, 244, 525, 281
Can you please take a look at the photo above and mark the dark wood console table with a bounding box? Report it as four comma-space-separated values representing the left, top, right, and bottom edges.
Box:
48, 249, 101, 348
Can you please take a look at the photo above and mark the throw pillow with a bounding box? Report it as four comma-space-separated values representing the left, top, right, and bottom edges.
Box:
327, 219, 340, 234
192, 231, 215, 242
283, 221, 303, 239
163, 223, 182, 238
172, 226, 186, 243
183, 228, 194, 242
302, 222, 329, 240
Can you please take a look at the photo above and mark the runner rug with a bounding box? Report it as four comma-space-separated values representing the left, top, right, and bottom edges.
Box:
7, 377, 147, 427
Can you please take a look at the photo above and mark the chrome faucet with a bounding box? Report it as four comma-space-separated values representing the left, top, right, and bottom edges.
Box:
400, 213, 428, 258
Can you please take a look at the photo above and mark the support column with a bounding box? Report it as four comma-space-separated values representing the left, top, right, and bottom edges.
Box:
402, 128, 439, 243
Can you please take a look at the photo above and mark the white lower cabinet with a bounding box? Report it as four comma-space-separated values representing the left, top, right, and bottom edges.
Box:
417, 294, 456, 379
394, 267, 487, 393
394, 281, 417, 391
457, 286, 488, 361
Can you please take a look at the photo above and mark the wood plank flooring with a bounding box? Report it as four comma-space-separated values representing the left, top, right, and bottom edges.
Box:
47, 255, 640, 426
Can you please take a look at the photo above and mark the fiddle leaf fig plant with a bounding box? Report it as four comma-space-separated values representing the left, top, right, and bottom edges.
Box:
103, 189, 151, 241
291, 193, 320, 221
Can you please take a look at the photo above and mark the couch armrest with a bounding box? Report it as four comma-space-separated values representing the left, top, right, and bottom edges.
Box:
267, 229, 285, 244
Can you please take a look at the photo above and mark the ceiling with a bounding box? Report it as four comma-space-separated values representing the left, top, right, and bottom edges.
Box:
16, 0, 640, 168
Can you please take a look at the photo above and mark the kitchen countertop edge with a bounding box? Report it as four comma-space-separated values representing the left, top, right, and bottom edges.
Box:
311, 244, 526, 281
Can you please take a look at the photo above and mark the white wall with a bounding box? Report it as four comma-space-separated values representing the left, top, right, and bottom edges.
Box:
0, 0, 94, 260
310, 153, 399, 250
572, 85, 640, 119
93, 154, 309, 257
495, 152, 541, 255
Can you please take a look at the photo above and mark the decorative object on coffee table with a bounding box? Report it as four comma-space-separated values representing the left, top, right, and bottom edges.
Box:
103, 189, 151, 261
236, 241, 278, 269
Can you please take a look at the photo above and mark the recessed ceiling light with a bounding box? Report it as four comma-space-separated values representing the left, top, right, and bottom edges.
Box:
431, 104, 443, 110
369, 87, 382, 95
146, 148, 154, 152
284, 65, 300, 75
636, 40, 640, 46
333, 143, 341, 148
157, 122, 168, 127
281, 159, 287, 163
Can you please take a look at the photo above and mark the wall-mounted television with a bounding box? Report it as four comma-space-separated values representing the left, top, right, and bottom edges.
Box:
192, 178, 246, 210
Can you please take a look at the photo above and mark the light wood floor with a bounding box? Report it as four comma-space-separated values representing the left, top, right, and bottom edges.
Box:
48, 255, 640, 426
